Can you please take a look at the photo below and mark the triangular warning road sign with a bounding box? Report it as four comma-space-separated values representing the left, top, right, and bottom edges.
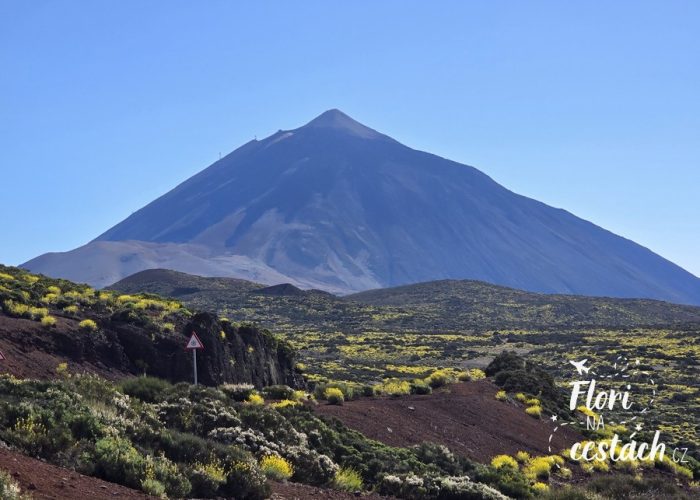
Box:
0, 350, 5, 361
185, 332, 204, 350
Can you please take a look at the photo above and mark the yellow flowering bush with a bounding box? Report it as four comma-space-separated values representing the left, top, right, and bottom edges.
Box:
525, 405, 542, 418
79, 319, 98, 332
491, 454, 518, 470
259, 455, 293, 480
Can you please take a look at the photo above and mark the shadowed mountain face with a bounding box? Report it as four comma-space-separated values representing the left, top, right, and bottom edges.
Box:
24, 109, 700, 304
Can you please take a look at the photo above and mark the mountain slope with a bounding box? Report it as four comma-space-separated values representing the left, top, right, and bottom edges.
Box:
24, 109, 700, 304
110, 269, 700, 330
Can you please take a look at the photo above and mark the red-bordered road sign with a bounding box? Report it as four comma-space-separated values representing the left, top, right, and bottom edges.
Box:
185, 332, 204, 350
0, 350, 5, 361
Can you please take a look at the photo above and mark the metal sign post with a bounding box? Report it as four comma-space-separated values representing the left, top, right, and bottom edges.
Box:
185, 332, 204, 385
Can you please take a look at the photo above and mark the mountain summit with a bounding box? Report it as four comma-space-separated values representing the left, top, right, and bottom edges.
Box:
24, 110, 700, 304
301, 109, 386, 139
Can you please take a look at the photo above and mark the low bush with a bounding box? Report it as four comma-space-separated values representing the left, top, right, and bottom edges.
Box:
523, 456, 552, 480
260, 454, 294, 480
495, 390, 507, 401
63, 305, 79, 315
262, 385, 294, 400
411, 379, 433, 395
585, 475, 690, 499
532, 481, 549, 493
271, 399, 298, 409
324, 387, 344, 405
0, 470, 30, 500
247, 393, 264, 406
41, 315, 57, 327
426, 369, 450, 388
378, 379, 411, 397
333, 467, 363, 492
92, 436, 145, 489
79, 319, 98, 331
56, 362, 69, 377
313, 382, 360, 401
221, 383, 255, 402
525, 405, 542, 418
121, 376, 173, 403
491, 455, 518, 470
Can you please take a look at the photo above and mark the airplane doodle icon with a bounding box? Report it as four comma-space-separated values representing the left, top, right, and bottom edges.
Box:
569, 359, 590, 375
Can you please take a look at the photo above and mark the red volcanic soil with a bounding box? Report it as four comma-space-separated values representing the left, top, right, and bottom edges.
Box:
0, 314, 126, 380
316, 380, 582, 463
0, 446, 151, 499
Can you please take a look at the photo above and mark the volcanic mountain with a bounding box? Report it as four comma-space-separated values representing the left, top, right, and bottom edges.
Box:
24, 109, 700, 304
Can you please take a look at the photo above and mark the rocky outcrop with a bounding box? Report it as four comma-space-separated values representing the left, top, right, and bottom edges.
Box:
0, 310, 303, 389
112, 312, 303, 387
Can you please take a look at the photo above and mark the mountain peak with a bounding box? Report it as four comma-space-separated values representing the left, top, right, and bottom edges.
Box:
300, 109, 384, 139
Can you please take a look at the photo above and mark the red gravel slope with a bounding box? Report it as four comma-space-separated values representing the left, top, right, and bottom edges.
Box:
316, 380, 582, 463
0, 446, 151, 499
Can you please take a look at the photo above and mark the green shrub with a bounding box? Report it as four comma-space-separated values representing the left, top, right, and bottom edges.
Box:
333, 467, 363, 492
585, 475, 690, 499
120, 376, 172, 403
360, 385, 375, 397
140, 478, 166, 497
144, 454, 191, 497
413, 443, 462, 475
158, 431, 212, 463
220, 458, 269, 499
485, 351, 526, 376
495, 390, 507, 401
411, 379, 433, 395
262, 385, 294, 400
221, 383, 255, 402
430, 475, 507, 499
92, 437, 145, 489
313, 382, 353, 400
0, 470, 30, 500
426, 369, 450, 388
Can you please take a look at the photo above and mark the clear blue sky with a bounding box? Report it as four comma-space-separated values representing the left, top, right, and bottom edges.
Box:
1, 1, 699, 275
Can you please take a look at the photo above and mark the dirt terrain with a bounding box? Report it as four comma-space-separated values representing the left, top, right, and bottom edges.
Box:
0, 446, 150, 499
0, 314, 124, 380
316, 380, 582, 463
